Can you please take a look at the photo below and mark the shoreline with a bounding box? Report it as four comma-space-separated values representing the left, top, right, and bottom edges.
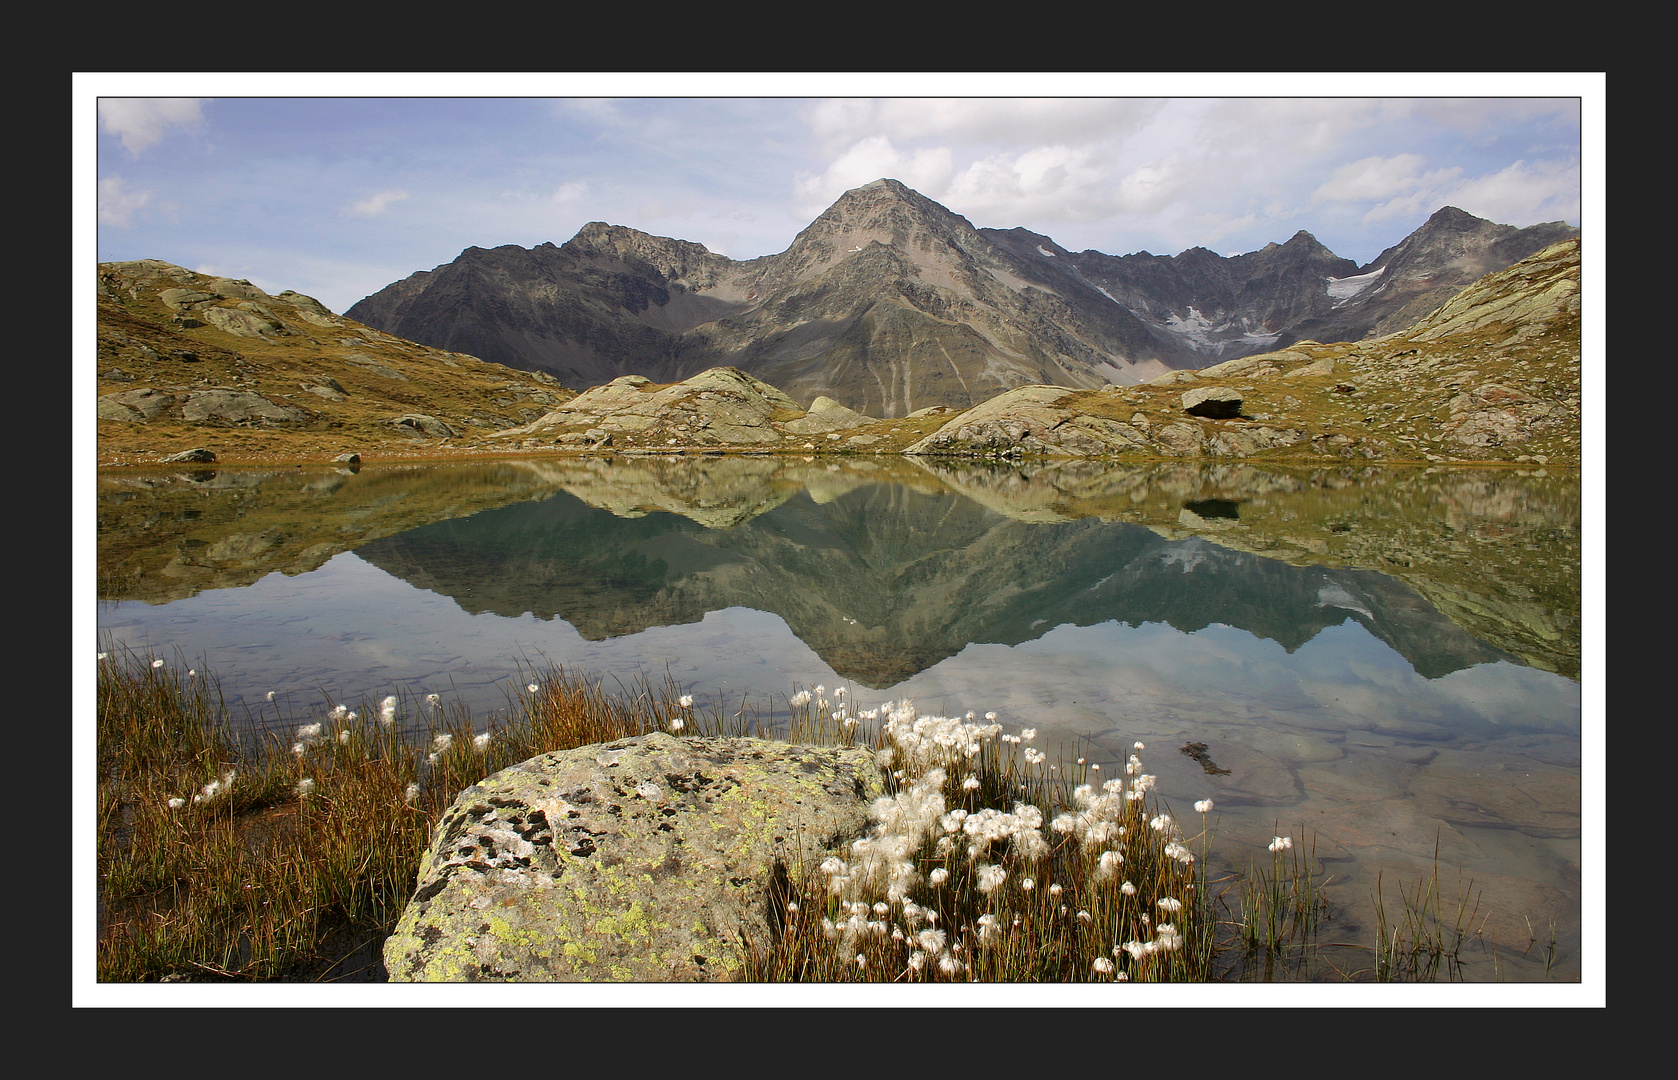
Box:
95, 441, 1581, 472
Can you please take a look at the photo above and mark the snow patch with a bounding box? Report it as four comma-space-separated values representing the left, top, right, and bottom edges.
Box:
1036, 245, 1056, 257
1326, 265, 1384, 303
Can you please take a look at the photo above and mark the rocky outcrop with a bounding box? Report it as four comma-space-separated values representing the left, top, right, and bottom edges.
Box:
497, 366, 875, 451
781, 396, 872, 435
391, 413, 459, 439
383, 732, 885, 982
1181, 387, 1243, 419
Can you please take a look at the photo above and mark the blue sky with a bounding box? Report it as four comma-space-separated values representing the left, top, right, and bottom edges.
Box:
80, 74, 1600, 317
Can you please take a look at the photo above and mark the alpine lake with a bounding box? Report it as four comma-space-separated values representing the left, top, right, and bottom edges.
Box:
93, 453, 1589, 984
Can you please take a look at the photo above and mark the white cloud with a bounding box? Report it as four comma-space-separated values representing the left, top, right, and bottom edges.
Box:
98, 98, 205, 155
550, 181, 589, 205
1346, 157, 1580, 229
1440, 159, 1582, 227
1315, 154, 1454, 203
347, 189, 409, 217
802, 98, 1159, 154
792, 136, 954, 215
98, 176, 151, 227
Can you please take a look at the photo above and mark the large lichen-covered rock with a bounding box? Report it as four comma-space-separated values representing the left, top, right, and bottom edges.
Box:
1180, 386, 1243, 419
383, 731, 885, 982
499, 367, 802, 447
782, 395, 871, 435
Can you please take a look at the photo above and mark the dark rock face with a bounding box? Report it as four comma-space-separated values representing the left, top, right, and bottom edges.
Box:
347, 182, 1578, 417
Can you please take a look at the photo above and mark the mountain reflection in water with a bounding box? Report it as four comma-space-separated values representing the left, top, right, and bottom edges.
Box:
95, 456, 1586, 982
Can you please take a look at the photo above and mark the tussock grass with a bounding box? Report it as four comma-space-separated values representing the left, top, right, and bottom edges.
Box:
94, 649, 675, 982
96, 652, 1459, 984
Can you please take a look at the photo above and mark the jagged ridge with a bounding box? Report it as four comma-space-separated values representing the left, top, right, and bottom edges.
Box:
347, 182, 1577, 417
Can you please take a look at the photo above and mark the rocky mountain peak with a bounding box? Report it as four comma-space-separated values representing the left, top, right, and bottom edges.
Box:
794, 177, 981, 257
345, 180, 1579, 416
1423, 205, 1486, 231
559, 221, 733, 285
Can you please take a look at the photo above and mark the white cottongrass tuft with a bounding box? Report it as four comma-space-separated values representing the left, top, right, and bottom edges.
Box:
775, 691, 1208, 980
193, 769, 236, 804
1269, 835, 1293, 853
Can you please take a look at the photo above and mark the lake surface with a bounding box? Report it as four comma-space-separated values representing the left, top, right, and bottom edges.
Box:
93, 455, 1589, 983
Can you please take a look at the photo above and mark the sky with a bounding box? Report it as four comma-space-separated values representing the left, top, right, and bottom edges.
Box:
79, 74, 1600, 318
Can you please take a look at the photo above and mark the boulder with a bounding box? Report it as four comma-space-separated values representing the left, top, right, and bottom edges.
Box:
391, 413, 458, 439
98, 387, 176, 422
497, 367, 801, 448
383, 731, 885, 982
199, 305, 283, 339
181, 390, 309, 425
162, 447, 216, 463
782, 396, 871, 435
1181, 386, 1243, 419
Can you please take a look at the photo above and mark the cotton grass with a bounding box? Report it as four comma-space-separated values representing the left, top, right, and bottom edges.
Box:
747, 694, 1223, 983
98, 650, 1329, 984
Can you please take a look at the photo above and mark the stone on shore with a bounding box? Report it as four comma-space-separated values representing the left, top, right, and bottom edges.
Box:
382, 731, 885, 982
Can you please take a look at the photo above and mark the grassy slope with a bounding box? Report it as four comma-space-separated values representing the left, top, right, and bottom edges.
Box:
95, 261, 576, 466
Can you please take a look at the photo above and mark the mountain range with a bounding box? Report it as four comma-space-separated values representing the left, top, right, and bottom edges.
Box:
347, 178, 1579, 417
